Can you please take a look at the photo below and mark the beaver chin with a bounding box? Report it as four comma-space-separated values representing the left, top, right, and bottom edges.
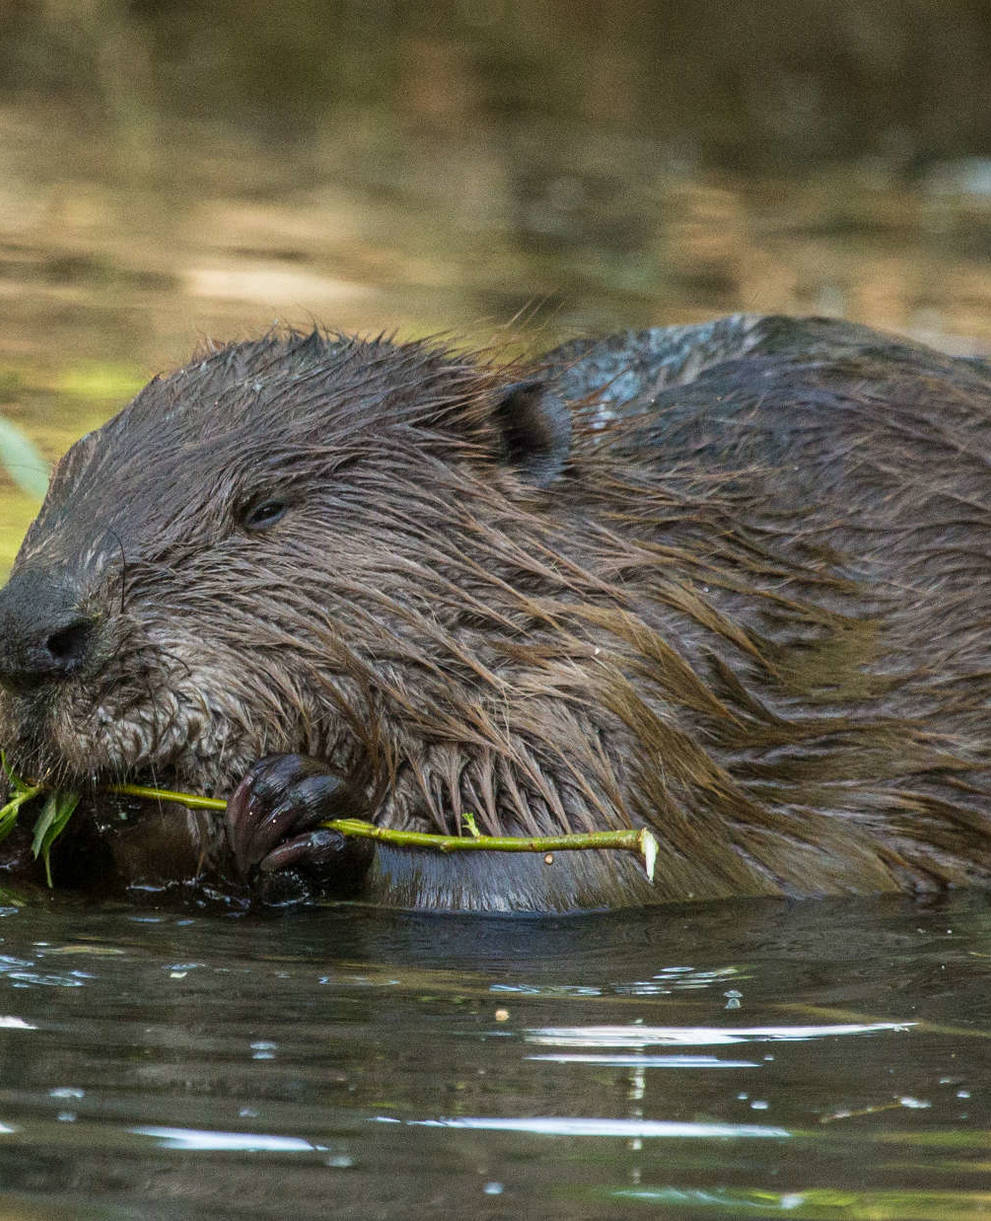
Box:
0, 686, 238, 801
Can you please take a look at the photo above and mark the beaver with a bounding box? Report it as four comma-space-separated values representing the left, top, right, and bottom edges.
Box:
1, 313, 990, 911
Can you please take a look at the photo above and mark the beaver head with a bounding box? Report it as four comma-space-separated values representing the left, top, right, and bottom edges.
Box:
0, 332, 653, 847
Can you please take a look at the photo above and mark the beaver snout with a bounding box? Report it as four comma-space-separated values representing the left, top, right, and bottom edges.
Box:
0, 567, 95, 693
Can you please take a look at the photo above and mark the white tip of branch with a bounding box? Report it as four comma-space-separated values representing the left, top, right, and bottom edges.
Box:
639, 829, 658, 883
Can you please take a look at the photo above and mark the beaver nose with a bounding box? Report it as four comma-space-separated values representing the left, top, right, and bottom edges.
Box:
0, 568, 94, 692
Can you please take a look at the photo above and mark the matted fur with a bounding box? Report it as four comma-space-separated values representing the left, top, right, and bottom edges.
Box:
2, 315, 991, 908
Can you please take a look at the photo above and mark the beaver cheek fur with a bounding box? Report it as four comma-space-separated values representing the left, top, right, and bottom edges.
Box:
0, 314, 990, 911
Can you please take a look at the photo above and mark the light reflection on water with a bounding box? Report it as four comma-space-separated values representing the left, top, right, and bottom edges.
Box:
0, 895, 985, 1216
523, 1021, 915, 1045
134, 1126, 332, 1153
394, 1116, 792, 1138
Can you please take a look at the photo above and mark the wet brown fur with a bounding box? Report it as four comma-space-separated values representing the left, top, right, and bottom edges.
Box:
3, 315, 991, 909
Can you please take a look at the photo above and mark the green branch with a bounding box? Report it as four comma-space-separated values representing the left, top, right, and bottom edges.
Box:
326, 817, 656, 873
2, 776, 659, 885
110, 785, 658, 880
109, 782, 226, 811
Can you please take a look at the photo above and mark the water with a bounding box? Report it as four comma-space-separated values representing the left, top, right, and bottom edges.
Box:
0, 893, 989, 1218
1, 2, 991, 1215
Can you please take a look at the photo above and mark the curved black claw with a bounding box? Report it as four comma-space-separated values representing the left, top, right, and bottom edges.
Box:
226, 754, 373, 900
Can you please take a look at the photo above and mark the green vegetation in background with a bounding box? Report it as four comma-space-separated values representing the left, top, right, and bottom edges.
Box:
0, 417, 48, 500
55, 362, 148, 406
0, 360, 146, 576
0, 489, 45, 576
0, 368, 47, 501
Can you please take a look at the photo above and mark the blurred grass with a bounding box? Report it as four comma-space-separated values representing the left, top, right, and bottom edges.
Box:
0, 416, 48, 499
55, 362, 147, 404
0, 487, 42, 575
0, 360, 146, 578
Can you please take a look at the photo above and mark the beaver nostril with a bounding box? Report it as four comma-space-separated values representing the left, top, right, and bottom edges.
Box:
44, 618, 94, 672
0, 566, 97, 691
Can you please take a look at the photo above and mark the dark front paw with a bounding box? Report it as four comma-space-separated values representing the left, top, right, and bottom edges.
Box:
226, 754, 373, 900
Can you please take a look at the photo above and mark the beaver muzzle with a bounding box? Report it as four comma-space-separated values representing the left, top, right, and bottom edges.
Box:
0, 567, 95, 695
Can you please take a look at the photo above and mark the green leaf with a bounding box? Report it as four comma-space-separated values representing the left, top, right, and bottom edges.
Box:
0, 416, 49, 499
0, 803, 21, 846
460, 810, 481, 838
31, 791, 80, 888
0, 756, 43, 847
0, 795, 25, 845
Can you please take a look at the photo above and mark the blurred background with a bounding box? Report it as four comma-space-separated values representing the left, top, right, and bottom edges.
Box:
1, 0, 990, 564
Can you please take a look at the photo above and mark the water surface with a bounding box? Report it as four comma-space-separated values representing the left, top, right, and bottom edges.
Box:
0, 892, 988, 1218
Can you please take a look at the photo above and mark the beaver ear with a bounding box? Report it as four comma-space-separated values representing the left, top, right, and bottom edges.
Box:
492, 380, 572, 487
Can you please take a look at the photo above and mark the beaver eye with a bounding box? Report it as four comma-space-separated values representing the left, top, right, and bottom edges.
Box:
241, 499, 289, 531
